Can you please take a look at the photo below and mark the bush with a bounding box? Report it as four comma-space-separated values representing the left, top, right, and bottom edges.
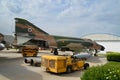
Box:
81, 62, 120, 80
106, 52, 120, 62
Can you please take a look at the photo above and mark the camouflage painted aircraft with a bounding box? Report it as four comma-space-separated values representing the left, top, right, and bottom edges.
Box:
15, 18, 105, 54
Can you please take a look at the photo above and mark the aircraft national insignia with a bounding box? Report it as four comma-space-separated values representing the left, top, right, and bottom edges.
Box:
28, 27, 32, 32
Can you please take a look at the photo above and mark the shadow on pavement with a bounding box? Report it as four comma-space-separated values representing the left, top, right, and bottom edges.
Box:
0, 57, 43, 80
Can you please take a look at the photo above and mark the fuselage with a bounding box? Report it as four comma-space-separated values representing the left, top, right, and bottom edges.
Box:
15, 18, 105, 52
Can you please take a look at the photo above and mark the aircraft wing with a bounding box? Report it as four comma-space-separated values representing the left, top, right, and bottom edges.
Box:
65, 43, 84, 51
56, 39, 93, 49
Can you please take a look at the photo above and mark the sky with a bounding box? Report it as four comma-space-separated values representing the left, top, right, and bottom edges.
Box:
0, 0, 120, 37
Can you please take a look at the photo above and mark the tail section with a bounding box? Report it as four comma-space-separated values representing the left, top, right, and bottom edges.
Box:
15, 18, 49, 45
15, 18, 49, 37
15, 18, 57, 47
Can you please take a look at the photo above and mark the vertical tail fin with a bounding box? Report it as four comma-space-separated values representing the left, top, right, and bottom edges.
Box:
15, 18, 49, 45
15, 18, 49, 38
15, 18, 57, 47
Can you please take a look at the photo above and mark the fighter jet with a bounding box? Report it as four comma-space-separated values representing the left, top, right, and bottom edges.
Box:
14, 18, 105, 55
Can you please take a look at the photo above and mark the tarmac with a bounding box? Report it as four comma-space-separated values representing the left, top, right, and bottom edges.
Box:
0, 49, 107, 80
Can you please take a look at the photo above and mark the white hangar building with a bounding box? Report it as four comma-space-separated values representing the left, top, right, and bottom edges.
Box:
82, 34, 120, 53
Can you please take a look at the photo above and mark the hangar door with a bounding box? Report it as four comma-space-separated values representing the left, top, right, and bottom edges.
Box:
97, 41, 120, 53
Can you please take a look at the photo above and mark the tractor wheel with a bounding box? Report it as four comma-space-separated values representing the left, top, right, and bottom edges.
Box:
84, 63, 89, 70
66, 66, 72, 73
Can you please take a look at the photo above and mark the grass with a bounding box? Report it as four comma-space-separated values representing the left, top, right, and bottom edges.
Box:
81, 62, 120, 80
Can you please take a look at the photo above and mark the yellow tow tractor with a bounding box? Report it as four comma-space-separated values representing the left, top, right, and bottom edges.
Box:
22, 45, 38, 57
41, 55, 89, 73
